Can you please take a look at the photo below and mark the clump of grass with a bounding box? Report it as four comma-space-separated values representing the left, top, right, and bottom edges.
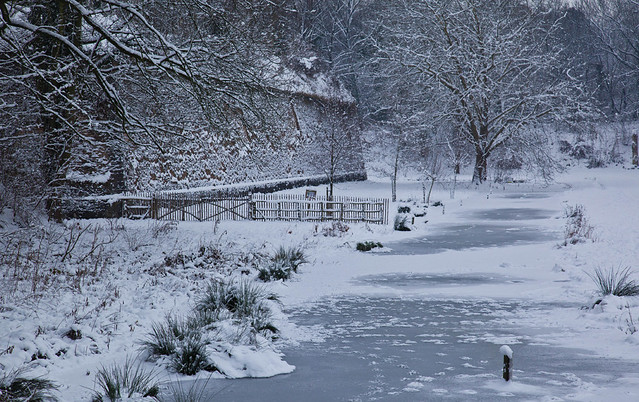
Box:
0, 369, 58, 401
587, 266, 639, 297
271, 246, 307, 273
196, 279, 277, 325
197, 278, 279, 335
257, 246, 307, 282
142, 315, 200, 358
170, 335, 211, 376
142, 315, 213, 375
561, 204, 595, 246
143, 320, 177, 357
356, 241, 383, 252
92, 358, 159, 401
160, 375, 211, 402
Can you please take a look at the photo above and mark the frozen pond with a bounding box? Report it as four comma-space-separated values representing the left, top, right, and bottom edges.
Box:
170, 197, 637, 401
193, 296, 636, 401
384, 207, 557, 255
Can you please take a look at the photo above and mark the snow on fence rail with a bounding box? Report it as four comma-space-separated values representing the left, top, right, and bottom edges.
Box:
120, 193, 389, 224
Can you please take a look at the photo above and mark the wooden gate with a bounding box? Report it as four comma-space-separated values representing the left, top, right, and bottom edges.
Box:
122, 195, 251, 221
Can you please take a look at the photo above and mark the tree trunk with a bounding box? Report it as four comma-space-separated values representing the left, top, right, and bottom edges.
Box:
391, 176, 397, 203
30, 1, 82, 189
450, 171, 457, 199
427, 178, 436, 204
329, 177, 334, 203
472, 152, 488, 184
391, 142, 400, 202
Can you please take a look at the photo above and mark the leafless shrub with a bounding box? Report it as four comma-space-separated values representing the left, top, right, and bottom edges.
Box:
0, 219, 122, 301
560, 204, 595, 246
149, 220, 177, 239
622, 303, 638, 335
315, 221, 350, 237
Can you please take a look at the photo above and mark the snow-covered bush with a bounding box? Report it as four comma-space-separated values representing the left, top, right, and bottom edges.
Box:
587, 266, 639, 297
394, 206, 415, 231
316, 221, 350, 237
143, 278, 280, 376
258, 261, 291, 281
0, 369, 58, 402
560, 204, 595, 246
356, 241, 383, 252
92, 358, 159, 401
258, 246, 307, 281
569, 139, 594, 160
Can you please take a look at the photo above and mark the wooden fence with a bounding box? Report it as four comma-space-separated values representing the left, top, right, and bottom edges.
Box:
250, 194, 389, 224
121, 193, 388, 224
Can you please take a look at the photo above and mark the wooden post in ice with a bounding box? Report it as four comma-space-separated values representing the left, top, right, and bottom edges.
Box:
632, 133, 638, 167
500, 345, 513, 381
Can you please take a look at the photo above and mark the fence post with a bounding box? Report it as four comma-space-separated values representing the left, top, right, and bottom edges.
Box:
500, 345, 513, 381
151, 196, 157, 219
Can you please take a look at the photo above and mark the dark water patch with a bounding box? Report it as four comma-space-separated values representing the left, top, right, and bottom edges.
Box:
466, 208, 555, 221
354, 272, 523, 290
500, 193, 551, 200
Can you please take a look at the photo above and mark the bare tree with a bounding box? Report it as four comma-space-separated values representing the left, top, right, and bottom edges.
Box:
313, 100, 360, 200
0, 0, 273, 195
578, 0, 639, 120
372, 0, 585, 183
364, 124, 409, 202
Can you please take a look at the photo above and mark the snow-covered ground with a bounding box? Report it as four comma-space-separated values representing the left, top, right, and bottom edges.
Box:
2, 165, 639, 400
